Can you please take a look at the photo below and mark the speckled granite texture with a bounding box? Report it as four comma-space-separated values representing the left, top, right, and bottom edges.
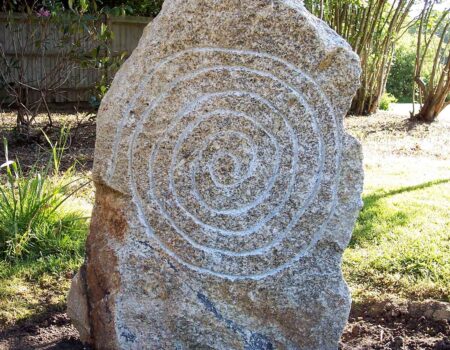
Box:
68, 0, 364, 348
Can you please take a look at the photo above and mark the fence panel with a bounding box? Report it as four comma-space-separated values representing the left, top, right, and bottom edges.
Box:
0, 14, 151, 104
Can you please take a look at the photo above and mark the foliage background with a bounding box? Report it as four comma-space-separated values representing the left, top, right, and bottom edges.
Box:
386, 33, 416, 103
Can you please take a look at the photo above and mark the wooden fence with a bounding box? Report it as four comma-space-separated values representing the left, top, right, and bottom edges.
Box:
0, 14, 151, 104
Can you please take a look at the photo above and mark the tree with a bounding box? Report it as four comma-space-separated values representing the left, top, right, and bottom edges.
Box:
413, 2, 450, 122
305, 0, 415, 115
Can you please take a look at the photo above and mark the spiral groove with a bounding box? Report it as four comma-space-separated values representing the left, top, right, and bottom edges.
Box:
125, 48, 341, 280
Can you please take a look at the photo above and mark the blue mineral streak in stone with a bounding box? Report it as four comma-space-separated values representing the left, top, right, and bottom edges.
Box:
197, 292, 274, 350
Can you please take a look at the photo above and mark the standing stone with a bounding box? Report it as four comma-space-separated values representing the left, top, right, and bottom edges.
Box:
68, 0, 364, 349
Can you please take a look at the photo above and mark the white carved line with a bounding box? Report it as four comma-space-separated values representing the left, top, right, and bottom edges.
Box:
200, 131, 258, 190
145, 74, 321, 238
119, 48, 341, 280
169, 109, 282, 220
107, 47, 332, 181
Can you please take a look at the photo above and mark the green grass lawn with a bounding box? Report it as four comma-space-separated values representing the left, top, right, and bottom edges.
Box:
0, 254, 83, 326
0, 196, 90, 327
344, 155, 450, 303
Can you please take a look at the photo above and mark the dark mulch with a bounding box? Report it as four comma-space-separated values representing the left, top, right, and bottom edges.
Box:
0, 312, 86, 350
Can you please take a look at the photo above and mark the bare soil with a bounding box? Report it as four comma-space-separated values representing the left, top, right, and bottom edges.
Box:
0, 112, 96, 173
2, 109, 449, 172
0, 312, 84, 350
341, 301, 450, 350
344, 110, 450, 161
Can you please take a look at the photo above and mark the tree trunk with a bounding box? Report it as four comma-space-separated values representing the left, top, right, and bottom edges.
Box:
415, 96, 449, 122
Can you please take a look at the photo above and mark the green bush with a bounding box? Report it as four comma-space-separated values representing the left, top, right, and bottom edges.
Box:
386, 45, 416, 103
100, 0, 164, 16
379, 92, 398, 111
0, 129, 89, 261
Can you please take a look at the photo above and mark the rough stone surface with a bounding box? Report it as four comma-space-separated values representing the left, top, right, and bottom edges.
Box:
68, 0, 364, 349
67, 266, 91, 344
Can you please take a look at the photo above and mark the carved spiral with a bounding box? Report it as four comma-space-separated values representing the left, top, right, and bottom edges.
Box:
126, 48, 341, 280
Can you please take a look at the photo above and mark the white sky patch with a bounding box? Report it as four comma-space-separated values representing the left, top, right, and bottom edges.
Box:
410, 0, 450, 17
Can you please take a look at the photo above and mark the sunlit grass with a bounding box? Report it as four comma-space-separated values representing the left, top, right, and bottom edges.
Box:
344, 156, 450, 302
0, 195, 90, 327
0, 129, 91, 327
0, 257, 79, 326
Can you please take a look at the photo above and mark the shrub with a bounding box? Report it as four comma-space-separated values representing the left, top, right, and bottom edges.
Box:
379, 93, 398, 111
0, 129, 89, 261
386, 40, 416, 103
100, 0, 164, 16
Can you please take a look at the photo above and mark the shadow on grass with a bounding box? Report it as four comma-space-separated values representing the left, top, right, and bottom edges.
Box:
350, 178, 450, 248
